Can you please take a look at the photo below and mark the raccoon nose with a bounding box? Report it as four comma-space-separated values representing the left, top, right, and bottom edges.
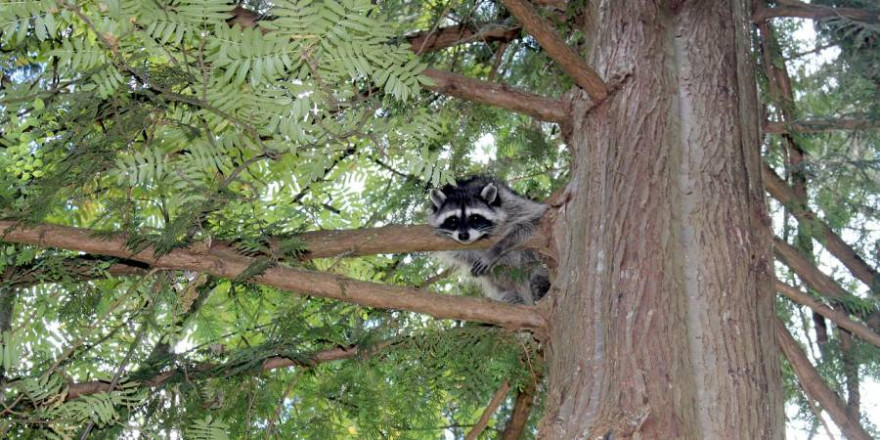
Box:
458, 232, 470, 241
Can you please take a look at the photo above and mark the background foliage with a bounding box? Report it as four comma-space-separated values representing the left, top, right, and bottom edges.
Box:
0, 0, 878, 439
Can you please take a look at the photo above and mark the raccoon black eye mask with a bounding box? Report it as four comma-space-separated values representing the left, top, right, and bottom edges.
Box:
428, 175, 549, 305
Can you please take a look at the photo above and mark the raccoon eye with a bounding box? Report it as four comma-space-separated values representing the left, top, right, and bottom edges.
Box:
441, 217, 459, 229
468, 214, 485, 222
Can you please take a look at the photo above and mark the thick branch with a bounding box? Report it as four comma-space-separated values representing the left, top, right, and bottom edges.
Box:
0, 221, 546, 330
764, 118, 880, 134
499, 0, 607, 101
774, 320, 872, 440
764, 164, 880, 292
775, 280, 880, 348
294, 223, 548, 260
68, 342, 384, 399
465, 381, 511, 440
423, 69, 567, 124
408, 24, 521, 54
754, 1, 879, 23
6, 222, 553, 283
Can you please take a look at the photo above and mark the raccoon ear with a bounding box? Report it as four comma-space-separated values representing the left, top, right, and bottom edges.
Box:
429, 189, 447, 208
480, 183, 498, 204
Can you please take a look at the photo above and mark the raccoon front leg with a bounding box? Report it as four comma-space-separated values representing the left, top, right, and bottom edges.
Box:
471, 221, 537, 276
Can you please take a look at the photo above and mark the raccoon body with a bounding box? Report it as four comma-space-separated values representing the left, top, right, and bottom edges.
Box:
428, 176, 549, 304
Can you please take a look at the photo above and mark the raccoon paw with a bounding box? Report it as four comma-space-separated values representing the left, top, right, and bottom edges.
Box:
471, 257, 495, 276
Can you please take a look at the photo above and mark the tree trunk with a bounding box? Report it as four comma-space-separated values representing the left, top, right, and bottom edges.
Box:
539, 1, 784, 438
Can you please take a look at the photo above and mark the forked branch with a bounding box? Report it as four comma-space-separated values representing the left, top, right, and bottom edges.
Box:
500, 0, 607, 101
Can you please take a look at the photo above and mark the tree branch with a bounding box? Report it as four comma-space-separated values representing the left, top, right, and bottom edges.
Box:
839, 329, 861, 419
0, 221, 546, 330
773, 237, 880, 331
764, 118, 880, 134
501, 379, 537, 440
773, 238, 852, 302
774, 319, 873, 440
499, 0, 607, 101
423, 69, 567, 124
753, 1, 879, 23
774, 280, 880, 348
277, 222, 550, 260
7, 257, 149, 287
764, 164, 880, 293
408, 24, 521, 54
533, 0, 568, 10
465, 380, 511, 440
67, 342, 389, 399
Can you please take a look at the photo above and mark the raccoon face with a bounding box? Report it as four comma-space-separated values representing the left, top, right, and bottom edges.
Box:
428, 183, 502, 244
433, 208, 497, 244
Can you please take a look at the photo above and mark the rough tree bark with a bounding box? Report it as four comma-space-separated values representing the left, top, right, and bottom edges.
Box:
539, 1, 783, 438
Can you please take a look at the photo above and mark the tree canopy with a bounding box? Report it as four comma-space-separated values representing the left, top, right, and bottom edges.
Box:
0, 0, 879, 439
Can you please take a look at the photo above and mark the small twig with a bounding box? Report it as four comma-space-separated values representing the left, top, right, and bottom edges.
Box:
805, 395, 837, 440
419, 268, 454, 290
265, 372, 301, 439
488, 42, 509, 82
787, 42, 838, 60
80, 308, 151, 439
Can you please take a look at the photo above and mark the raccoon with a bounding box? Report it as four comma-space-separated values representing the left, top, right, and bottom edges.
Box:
428, 176, 550, 305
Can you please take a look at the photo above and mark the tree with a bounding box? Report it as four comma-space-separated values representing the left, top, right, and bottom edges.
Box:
1, 0, 878, 439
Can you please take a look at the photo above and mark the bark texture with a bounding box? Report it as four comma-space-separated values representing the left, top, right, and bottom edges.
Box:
539, 1, 783, 438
